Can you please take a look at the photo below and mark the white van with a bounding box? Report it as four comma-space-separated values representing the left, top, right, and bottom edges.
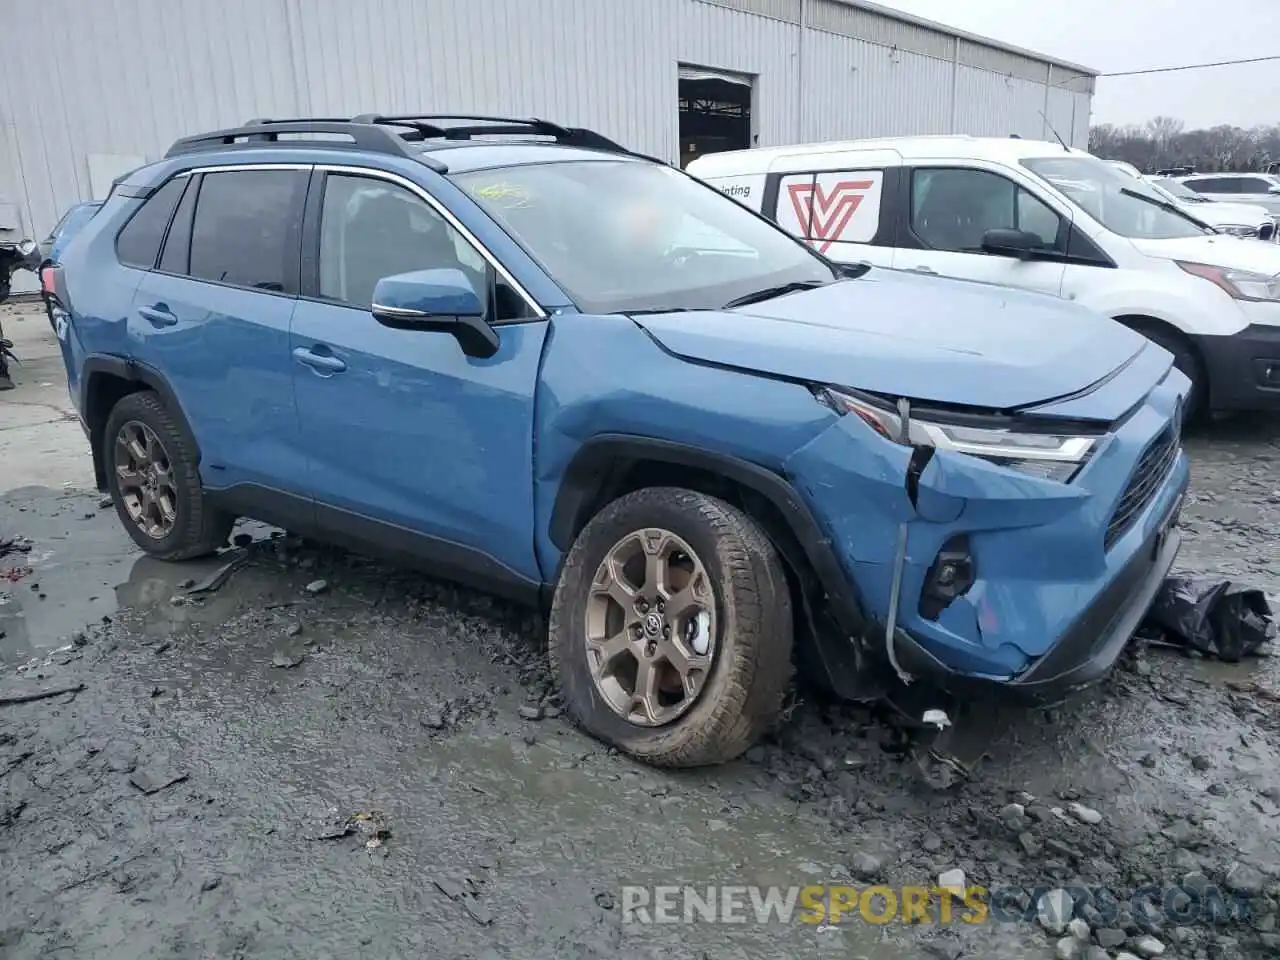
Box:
686, 136, 1280, 418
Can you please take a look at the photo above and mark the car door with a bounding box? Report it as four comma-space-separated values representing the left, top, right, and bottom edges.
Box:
290, 167, 548, 588
894, 164, 1068, 299
130, 165, 311, 498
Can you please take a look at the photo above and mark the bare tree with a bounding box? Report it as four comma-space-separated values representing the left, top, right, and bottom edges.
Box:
1088, 116, 1280, 173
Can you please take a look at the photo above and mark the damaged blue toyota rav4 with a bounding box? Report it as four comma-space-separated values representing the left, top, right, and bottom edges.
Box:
46, 115, 1189, 781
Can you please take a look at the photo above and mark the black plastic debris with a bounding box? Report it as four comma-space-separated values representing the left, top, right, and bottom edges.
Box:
1139, 577, 1275, 661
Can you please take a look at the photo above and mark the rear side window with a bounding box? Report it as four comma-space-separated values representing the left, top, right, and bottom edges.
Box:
188, 170, 305, 292
1238, 178, 1273, 193
116, 176, 188, 269
1187, 178, 1230, 193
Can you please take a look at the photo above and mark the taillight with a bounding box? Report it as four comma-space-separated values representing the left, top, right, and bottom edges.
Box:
40, 266, 56, 296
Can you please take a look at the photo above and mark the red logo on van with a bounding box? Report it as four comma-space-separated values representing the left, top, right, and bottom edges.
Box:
787, 179, 875, 253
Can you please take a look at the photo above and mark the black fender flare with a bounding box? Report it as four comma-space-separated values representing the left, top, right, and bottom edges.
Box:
81, 355, 201, 480
548, 434, 867, 638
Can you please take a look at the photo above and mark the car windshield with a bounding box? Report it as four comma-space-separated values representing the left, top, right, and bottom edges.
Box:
1022, 156, 1213, 240
1152, 178, 1203, 201
454, 159, 836, 314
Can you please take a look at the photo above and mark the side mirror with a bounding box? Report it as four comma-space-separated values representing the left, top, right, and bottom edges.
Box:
370, 268, 499, 359
1268, 185, 1280, 195
981, 227, 1041, 259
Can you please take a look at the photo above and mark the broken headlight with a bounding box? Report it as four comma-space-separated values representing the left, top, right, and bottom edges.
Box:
817, 387, 1097, 483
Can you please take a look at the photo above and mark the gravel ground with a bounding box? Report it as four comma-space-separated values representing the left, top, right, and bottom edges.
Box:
2, 307, 1280, 959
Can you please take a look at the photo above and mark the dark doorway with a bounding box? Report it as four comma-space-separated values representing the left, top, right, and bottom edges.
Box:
678, 68, 752, 168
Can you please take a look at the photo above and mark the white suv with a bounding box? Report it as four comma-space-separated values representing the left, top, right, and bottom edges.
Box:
687, 136, 1280, 417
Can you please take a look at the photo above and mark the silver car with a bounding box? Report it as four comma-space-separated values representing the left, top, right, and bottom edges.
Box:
1176, 172, 1280, 215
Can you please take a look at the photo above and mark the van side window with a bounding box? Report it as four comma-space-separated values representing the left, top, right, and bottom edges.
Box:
910, 168, 1065, 254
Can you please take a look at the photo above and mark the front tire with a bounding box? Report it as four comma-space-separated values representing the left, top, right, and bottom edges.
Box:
103, 391, 234, 560
1129, 322, 1207, 423
549, 487, 793, 768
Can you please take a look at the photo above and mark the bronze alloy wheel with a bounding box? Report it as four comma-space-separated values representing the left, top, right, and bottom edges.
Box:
114, 420, 179, 540
584, 527, 717, 727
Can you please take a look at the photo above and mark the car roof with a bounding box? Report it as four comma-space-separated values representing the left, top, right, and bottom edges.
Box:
686, 135, 1091, 177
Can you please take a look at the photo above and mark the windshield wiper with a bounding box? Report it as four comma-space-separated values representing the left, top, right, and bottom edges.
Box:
722, 280, 828, 310
1119, 187, 1210, 230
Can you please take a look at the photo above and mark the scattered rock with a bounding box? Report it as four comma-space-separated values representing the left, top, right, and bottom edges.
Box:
1055, 937, 1080, 960
201, 877, 221, 892
1191, 755, 1212, 772
1207, 782, 1228, 797
543, 705, 562, 719
98, 495, 113, 509
850, 852, 884, 880
271, 651, 305, 669
1067, 917, 1091, 941
285, 623, 303, 637
1225, 862, 1267, 896
1162, 820, 1199, 846
1097, 929, 1128, 949
1038, 888, 1073, 936
1019, 831, 1043, 857
518, 705, 544, 721
304, 579, 328, 595
1131, 935, 1165, 957
129, 768, 188, 794
1068, 801, 1102, 825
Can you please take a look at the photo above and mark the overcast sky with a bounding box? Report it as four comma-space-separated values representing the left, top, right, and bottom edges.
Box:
873, 0, 1279, 131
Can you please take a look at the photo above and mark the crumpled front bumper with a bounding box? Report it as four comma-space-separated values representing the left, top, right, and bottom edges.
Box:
785, 367, 1190, 704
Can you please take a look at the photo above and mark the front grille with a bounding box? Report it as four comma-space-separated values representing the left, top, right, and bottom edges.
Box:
1104, 421, 1180, 550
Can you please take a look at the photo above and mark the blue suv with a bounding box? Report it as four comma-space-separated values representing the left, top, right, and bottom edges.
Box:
47, 115, 1190, 772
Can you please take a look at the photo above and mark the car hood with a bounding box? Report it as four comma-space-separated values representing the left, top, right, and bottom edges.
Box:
629, 269, 1148, 415
1130, 234, 1280, 272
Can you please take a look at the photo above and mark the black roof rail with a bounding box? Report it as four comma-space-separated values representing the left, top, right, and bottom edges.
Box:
164, 120, 449, 172
351, 113, 658, 161
165, 113, 658, 170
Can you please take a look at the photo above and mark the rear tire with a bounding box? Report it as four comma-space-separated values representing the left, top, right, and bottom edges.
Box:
549, 487, 793, 768
103, 391, 234, 560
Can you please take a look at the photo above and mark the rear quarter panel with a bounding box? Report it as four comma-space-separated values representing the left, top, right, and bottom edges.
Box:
57, 194, 148, 412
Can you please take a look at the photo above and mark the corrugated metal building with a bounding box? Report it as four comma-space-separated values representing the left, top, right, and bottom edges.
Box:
0, 0, 1096, 286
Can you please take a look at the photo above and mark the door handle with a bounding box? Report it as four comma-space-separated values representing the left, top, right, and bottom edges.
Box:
293, 346, 347, 374
137, 305, 178, 327
907, 265, 937, 275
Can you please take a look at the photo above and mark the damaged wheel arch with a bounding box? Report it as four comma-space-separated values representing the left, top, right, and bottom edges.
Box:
81, 356, 202, 492
548, 435, 873, 653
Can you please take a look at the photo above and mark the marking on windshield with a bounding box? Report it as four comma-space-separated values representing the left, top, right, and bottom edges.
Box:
787, 179, 875, 253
